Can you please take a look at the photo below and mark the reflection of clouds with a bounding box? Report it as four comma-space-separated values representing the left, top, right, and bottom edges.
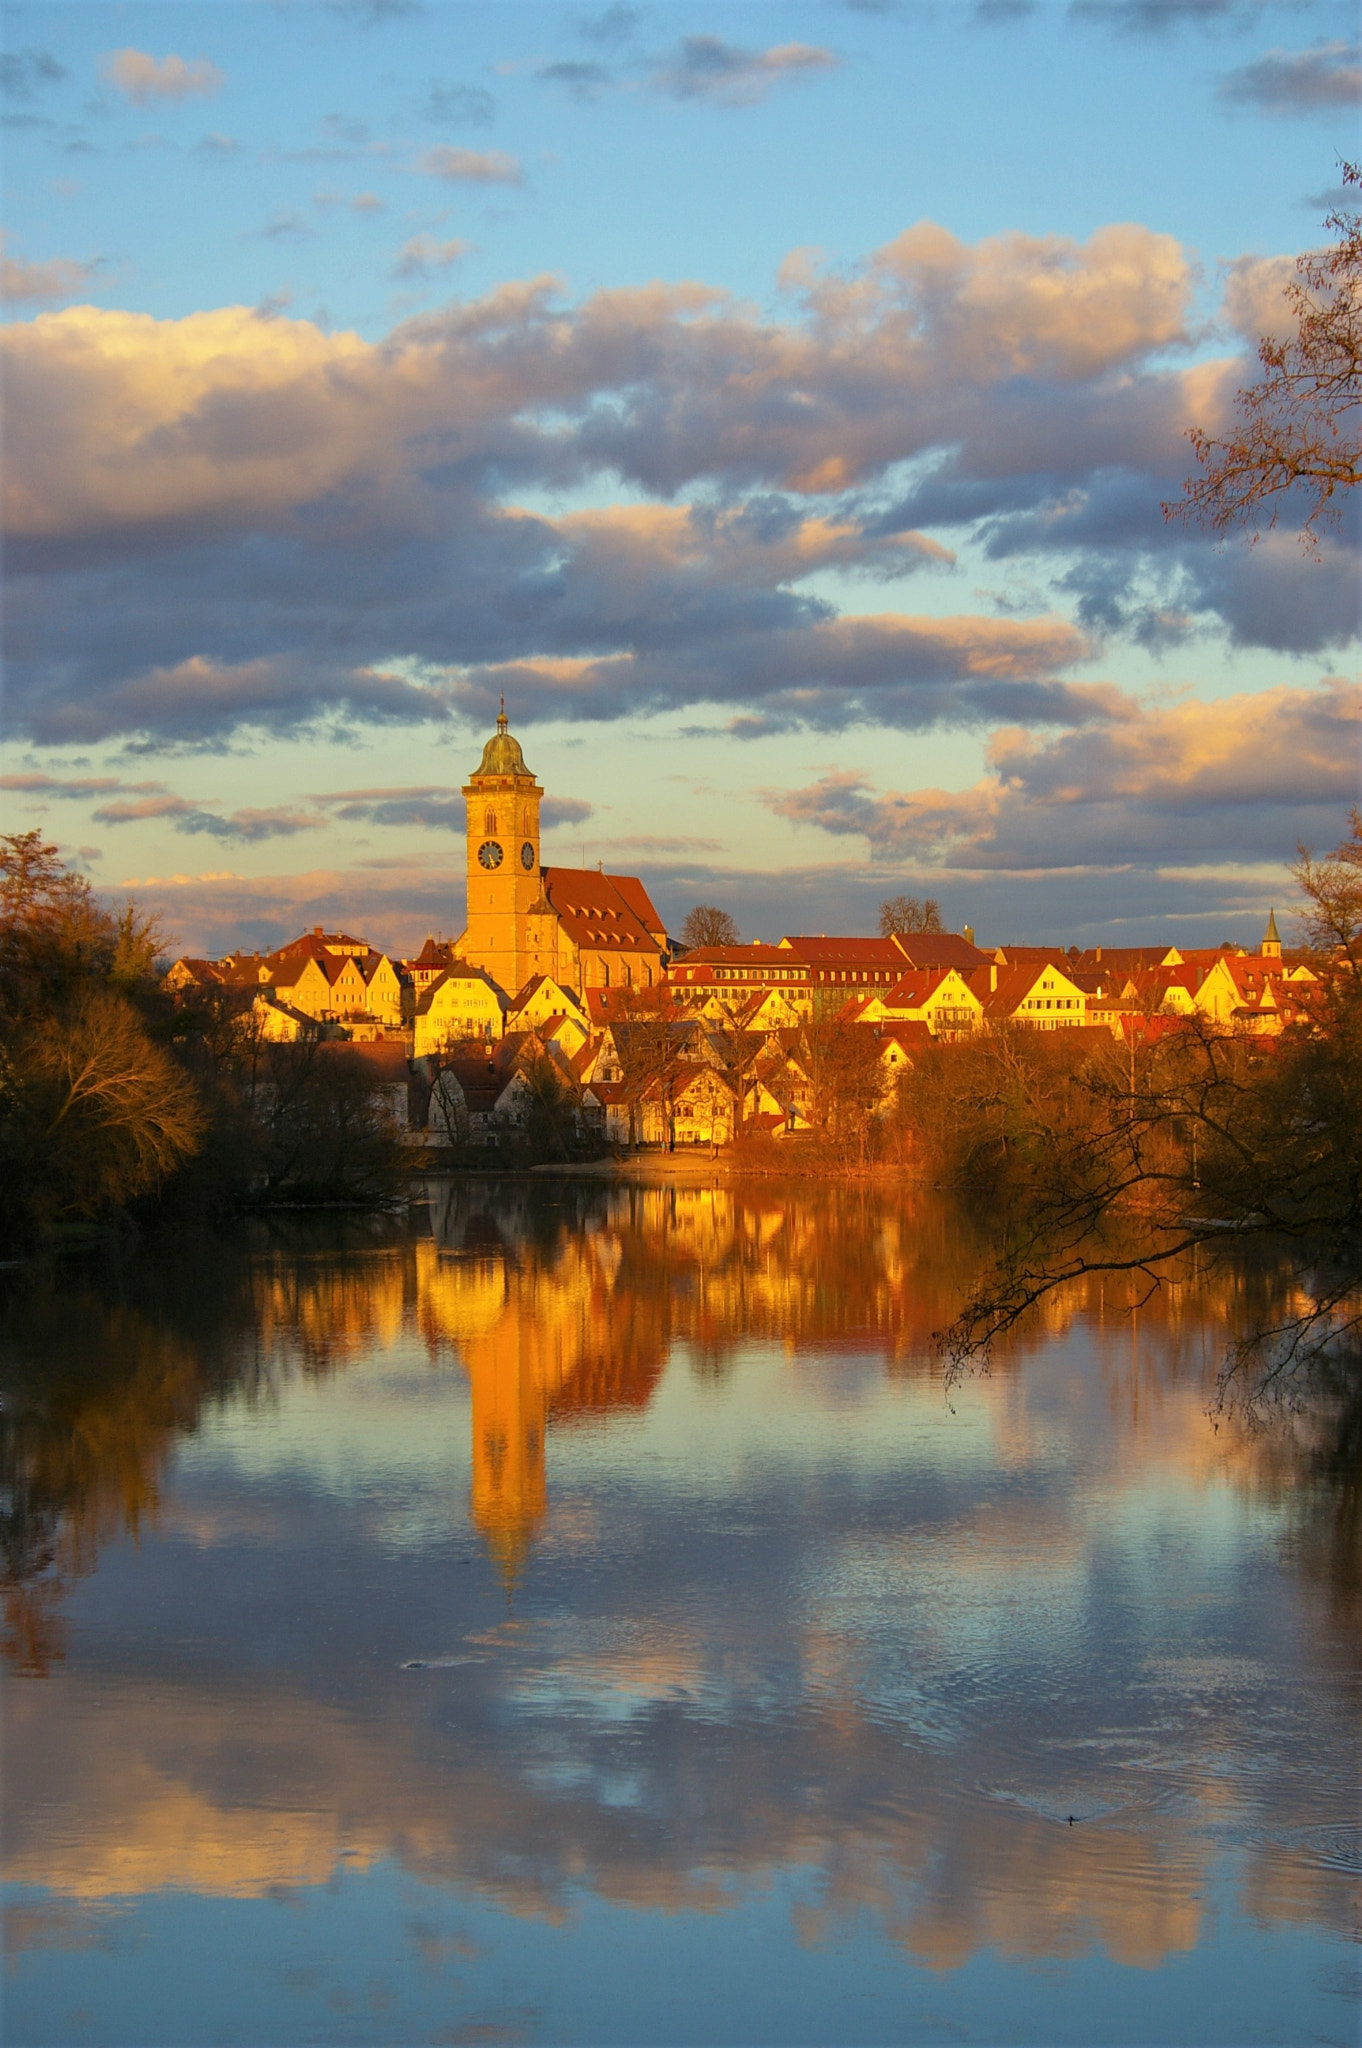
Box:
3, 1184, 1357, 1984
10, 1637, 1351, 1975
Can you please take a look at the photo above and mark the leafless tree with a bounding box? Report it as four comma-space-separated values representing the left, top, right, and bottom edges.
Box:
1168, 164, 1360, 548
940, 814, 1362, 1402
878, 895, 942, 937
679, 905, 739, 950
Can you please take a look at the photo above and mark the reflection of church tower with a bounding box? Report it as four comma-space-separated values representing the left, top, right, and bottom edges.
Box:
460, 705, 552, 997
465, 1304, 548, 1592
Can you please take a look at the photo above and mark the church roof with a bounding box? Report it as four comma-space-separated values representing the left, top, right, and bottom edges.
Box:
542, 866, 665, 954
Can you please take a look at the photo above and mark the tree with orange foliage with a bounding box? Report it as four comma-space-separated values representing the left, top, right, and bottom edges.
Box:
1168, 164, 1360, 548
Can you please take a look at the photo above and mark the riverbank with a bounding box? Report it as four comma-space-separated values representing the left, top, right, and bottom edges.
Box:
528, 1151, 731, 1183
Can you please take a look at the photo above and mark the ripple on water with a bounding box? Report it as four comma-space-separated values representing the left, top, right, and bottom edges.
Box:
1265, 1822, 1362, 1876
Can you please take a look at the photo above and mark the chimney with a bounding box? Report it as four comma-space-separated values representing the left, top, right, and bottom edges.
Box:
963, 924, 975, 947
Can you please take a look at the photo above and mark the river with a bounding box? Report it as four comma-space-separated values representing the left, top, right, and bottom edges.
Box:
2, 1179, 1357, 2045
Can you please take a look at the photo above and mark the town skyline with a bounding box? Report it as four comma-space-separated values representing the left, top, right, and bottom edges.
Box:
3, 0, 1358, 955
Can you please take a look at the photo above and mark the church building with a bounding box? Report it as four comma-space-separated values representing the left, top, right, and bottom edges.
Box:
455, 709, 669, 1000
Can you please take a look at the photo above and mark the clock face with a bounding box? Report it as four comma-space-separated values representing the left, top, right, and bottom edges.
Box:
478, 840, 504, 870
520, 841, 536, 871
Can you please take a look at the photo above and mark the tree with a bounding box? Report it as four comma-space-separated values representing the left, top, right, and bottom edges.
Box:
679, 905, 739, 950
518, 1052, 582, 1162
0, 834, 202, 1240
941, 813, 1362, 1401
250, 1041, 407, 1203
1168, 164, 1361, 548
1294, 804, 1362, 972
793, 998, 886, 1166
878, 894, 942, 937
422, 1029, 490, 1151
1, 830, 120, 1022
28, 990, 203, 1219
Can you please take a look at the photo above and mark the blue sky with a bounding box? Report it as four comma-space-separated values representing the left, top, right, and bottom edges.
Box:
2, 0, 1358, 953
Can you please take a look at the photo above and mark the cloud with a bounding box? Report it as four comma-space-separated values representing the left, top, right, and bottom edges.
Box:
542, 796, 594, 828
415, 146, 522, 184
101, 49, 226, 105
0, 48, 67, 99
3, 222, 1197, 549
91, 792, 325, 841
1, 769, 323, 843
577, 4, 641, 43
317, 785, 595, 831
0, 771, 128, 799
1219, 250, 1298, 345
13, 653, 454, 749
448, 610, 1101, 738
421, 82, 495, 126
766, 679, 1360, 873
391, 236, 469, 280
258, 211, 312, 242
194, 133, 242, 162
0, 217, 1351, 754
648, 37, 840, 106
0, 237, 97, 304
536, 60, 614, 99
324, 786, 465, 830
1070, 0, 1265, 31
317, 188, 385, 214
329, 0, 424, 25
1219, 41, 1362, 115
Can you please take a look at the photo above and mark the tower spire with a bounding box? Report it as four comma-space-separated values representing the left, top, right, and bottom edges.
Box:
497, 693, 508, 735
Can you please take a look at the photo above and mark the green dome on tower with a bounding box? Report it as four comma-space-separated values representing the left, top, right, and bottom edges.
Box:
475, 704, 533, 778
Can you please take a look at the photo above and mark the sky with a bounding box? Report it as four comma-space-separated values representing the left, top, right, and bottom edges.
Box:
1, 0, 1359, 957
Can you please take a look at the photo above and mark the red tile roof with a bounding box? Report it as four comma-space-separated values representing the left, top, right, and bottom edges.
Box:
682, 943, 796, 966
780, 935, 908, 967
890, 933, 990, 972
541, 867, 665, 954
316, 1042, 410, 1084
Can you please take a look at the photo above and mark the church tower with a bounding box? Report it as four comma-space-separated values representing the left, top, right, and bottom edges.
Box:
461, 706, 547, 997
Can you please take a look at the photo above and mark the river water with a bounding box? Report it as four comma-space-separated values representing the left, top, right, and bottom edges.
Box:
2, 1180, 1357, 2045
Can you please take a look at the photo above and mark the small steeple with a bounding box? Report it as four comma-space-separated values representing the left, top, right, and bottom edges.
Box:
497, 694, 508, 735
1261, 907, 1282, 959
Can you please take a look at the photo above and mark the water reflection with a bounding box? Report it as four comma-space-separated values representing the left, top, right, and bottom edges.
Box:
2, 1182, 1357, 2043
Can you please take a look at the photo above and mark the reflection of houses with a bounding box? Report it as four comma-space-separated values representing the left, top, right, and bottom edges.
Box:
411, 1181, 986, 1584
413, 1223, 668, 1582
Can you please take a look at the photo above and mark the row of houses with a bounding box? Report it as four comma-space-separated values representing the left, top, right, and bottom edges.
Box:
164, 911, 1322, 1151
656, 916, 1319, 1043
167, 915, 1315, 1053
